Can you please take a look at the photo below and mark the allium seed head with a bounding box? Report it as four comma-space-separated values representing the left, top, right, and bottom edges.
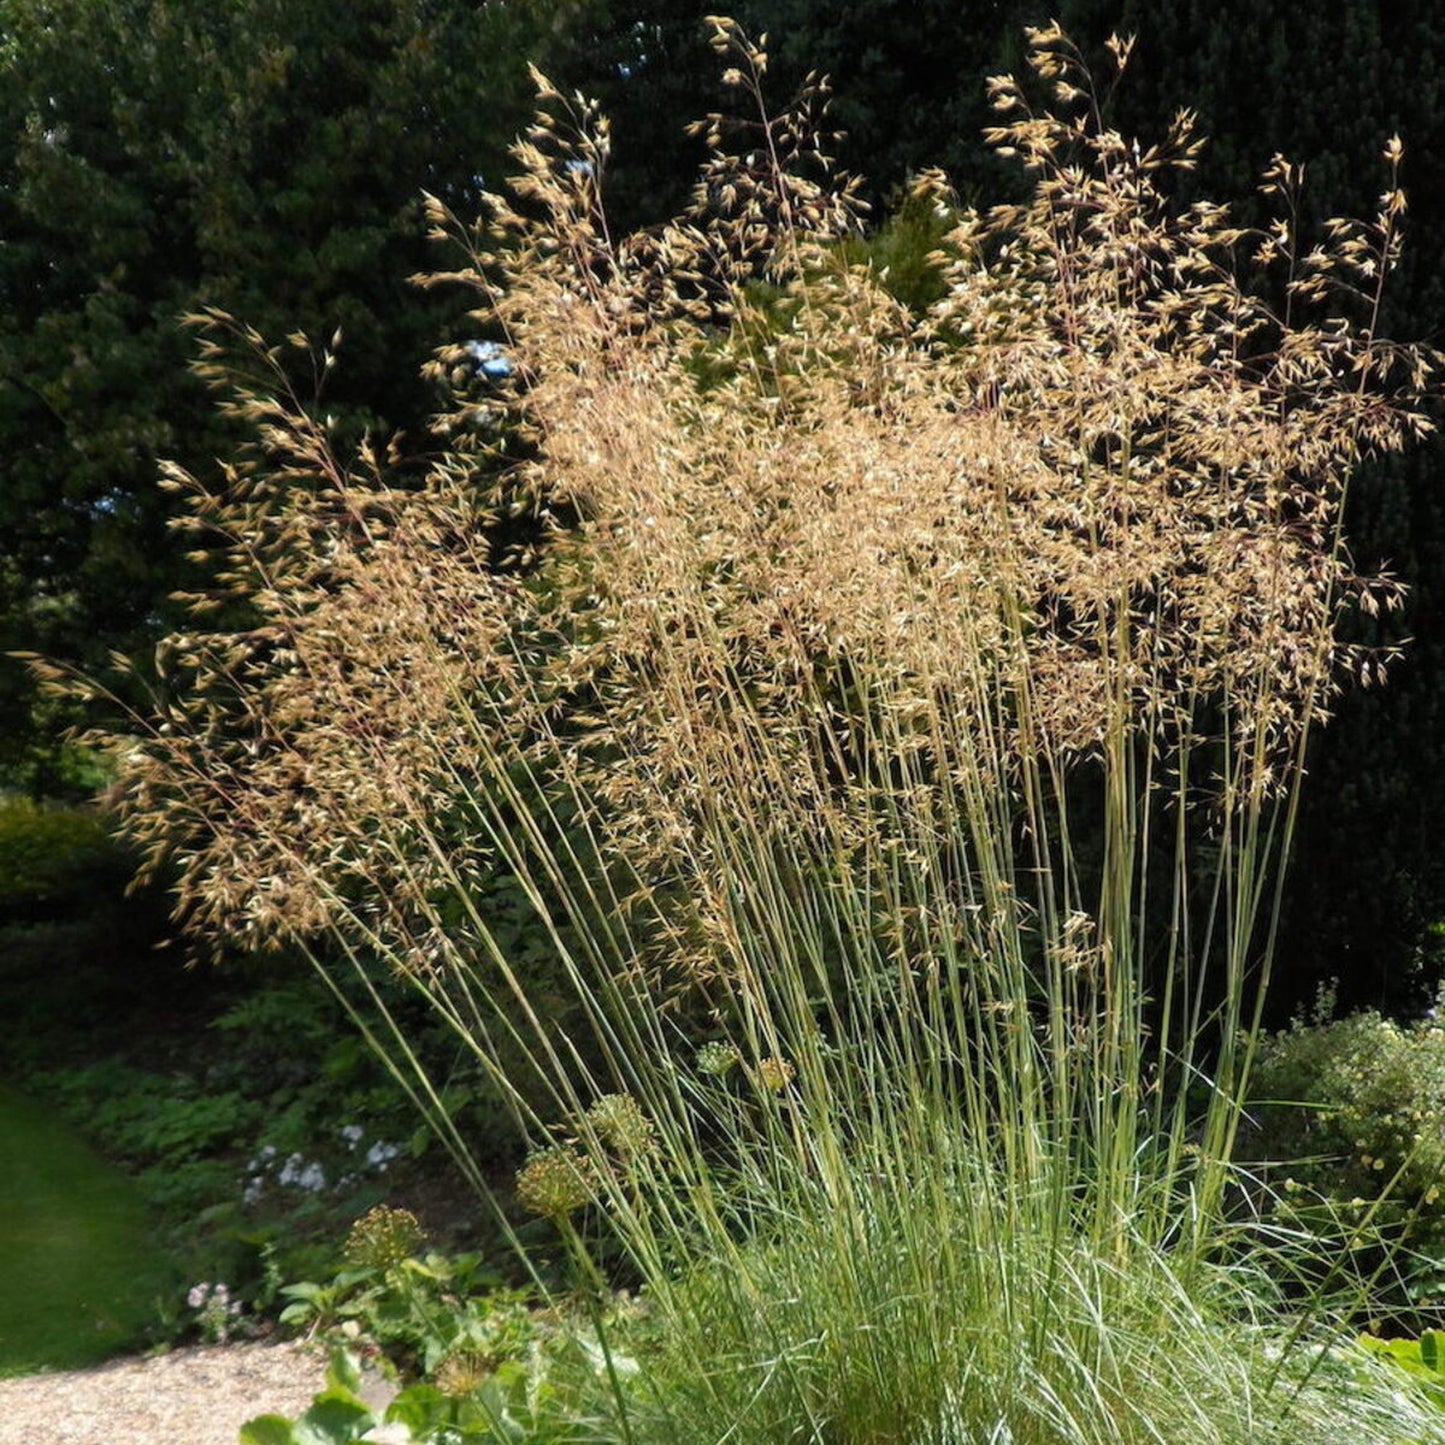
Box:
344, 1204, 425, 1271
696, 1041, 742, 1077
514, 1144, 595, 1218
585, 1093, 655, 1160
756, 1056, 795, 1093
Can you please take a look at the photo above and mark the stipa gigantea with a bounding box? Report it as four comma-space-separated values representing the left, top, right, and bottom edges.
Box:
85, 22, 1445, 1444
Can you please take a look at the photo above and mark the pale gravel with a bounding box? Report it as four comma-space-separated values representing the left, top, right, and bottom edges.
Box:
0, 1340, 334, 1445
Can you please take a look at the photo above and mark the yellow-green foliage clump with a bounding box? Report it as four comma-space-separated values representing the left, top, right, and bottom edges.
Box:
1247, 1001, 1445, 1304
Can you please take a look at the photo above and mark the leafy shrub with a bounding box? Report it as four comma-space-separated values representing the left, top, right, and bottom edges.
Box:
0, 797, 126, 919
38, 1061, 257, 1163
255, 1204, 633, 1442
22, 974, 486, 1319
279, 1206, 522, 1380
1359, 1328, 1445, 1397
1244, 999, 1445, 1303
242, 1344, 601, 1445
32, 1061, 262, 1222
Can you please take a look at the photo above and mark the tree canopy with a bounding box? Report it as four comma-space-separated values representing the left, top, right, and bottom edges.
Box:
0, 0, 562, 789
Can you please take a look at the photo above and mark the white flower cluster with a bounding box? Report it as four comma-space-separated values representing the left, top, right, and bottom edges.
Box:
186, 1281, 242, 1343
463, 338, 513, 381
242, 1128, 404, 1203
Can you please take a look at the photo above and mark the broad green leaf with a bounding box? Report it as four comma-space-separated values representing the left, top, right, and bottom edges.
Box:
327, 1346, 365, 1396
293, 1392, 374, 1445
239, 1416, 298, 1445
385, 1384, 451, 1434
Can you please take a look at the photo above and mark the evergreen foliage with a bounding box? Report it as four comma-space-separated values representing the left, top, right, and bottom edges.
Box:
1097, 0, 1445, 1010
0, 0, 563, 791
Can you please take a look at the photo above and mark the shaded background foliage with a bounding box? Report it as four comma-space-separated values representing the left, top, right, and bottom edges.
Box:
1100, 0, 1445, 1016
0, 0, 567, 790
4, 0, 1445, 1015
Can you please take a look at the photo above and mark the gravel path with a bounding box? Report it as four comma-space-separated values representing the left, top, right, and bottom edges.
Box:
0, 1340, 334, 1445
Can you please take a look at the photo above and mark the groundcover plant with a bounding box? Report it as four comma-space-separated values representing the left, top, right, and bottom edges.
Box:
80, 20, 1445, 1444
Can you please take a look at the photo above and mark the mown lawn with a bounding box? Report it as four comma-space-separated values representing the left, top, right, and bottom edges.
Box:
0, 1085, 176, 1375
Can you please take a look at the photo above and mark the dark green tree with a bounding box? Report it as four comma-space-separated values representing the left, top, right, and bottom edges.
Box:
0, 0, 566, 791
550, 0, 1030, 231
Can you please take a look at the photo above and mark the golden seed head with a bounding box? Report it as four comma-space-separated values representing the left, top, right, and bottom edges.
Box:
434, 1349, 501, 1397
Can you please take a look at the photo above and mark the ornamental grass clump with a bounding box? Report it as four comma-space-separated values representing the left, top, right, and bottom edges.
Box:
85, 19, 1445, 1443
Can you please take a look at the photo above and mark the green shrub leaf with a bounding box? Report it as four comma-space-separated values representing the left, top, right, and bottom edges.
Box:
325, 1346, 365, 1397
384, 1383, 450, 1433
239, 1416, 299, 1445
293, 1393, 373, 1445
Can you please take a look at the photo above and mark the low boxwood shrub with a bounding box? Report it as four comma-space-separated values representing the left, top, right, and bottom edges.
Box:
0, 797, 172, 1069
